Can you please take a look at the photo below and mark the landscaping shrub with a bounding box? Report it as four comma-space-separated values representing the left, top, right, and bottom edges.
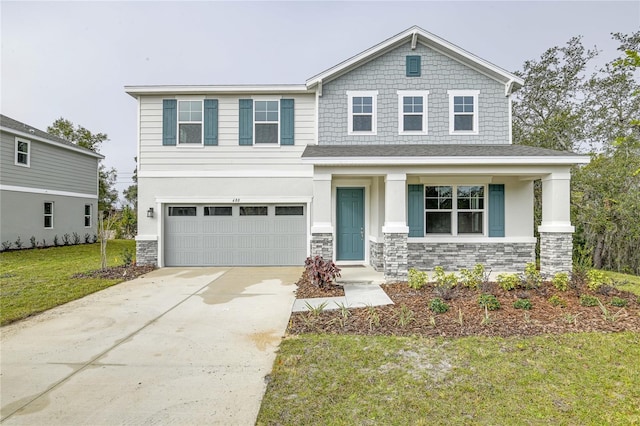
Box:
514, 299, 533, 310
62, 233, 71, 246
84, 233, 91, 244
407, 268, 428, 290
1, 241, 11, 251
548, 295, 567, 307
432, 266, 457, 300
586, 269, 612, 292
72, 232, 81, 245
497, 273, 520, 291
53, 235, 60, 246
429, 298, 449, 314
522, 262, 542, 289
610, 297, 628, 308
478, 294, 500, 311
14, 237, 23, 249
552, 272, 570, 292
459, 263, 486, 290
304, 256, 341, 289
579, 294, 600, 307
30, 236, 37, 249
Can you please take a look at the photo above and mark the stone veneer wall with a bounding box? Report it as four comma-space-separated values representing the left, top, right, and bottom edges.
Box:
369, 240, 385, 271
539, 232, 573, 275
384, 233, 408, 281
407, 242, 536, 271
311, 233, 333, 260
136, 240, 158, 266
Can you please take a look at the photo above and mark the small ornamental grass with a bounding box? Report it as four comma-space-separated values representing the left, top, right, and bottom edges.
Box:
610, 296, 628, 308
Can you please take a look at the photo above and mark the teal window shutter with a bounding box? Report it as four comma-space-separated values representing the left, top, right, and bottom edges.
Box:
408, 184, 425, 237
203, 99, 218, 146
239, 99, 253, 145
280, 99, 295, 145
162, 99, 177, 146
488, 184, 505, 237
406, 56, 421, 77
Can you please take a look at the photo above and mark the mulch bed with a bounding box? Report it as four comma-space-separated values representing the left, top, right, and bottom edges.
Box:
72, 264, 156, 280
289, 279, 640, 338
294, 273, 345, 298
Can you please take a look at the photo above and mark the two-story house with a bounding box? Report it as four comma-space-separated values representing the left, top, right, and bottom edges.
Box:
126, 26, 588, 279
0, 115, 102, 247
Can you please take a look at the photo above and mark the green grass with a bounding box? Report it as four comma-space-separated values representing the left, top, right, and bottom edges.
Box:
0, 240, 135, 325
258, 332, 640, 425
602, 270, 640, 296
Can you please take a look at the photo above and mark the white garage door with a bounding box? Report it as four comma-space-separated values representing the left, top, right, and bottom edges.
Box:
164, 204, 307, 266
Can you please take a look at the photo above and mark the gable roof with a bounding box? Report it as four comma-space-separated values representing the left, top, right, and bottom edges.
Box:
0, 115, 104, 159
306, 26, 523, 94
302, 144, 589, 166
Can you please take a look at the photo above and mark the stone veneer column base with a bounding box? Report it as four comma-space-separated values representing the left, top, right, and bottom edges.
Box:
369, 240, 385, 271
136, 240, 158, 266
310, 233, 333, 260
539, 232, 573, 276
384, 233, 408, 281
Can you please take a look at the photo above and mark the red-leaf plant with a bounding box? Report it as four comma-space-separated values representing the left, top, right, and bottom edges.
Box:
304, 255, 341, 289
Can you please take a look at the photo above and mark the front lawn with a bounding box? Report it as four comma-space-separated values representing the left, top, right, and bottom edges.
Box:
603, 270, 640, 296
0, 240, 146, 325
258, 332, 640, 425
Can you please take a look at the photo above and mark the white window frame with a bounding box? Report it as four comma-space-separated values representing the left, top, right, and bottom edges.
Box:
15, 137, 30, 167
44, 202, 54, 229
177, 99, 204, 145
84, 204, 92, 228
448, 90, 479, 135
253, 99, 280, 145
397, 90, 429, 135
347, 90, 378, 135
424, 185, 486, 236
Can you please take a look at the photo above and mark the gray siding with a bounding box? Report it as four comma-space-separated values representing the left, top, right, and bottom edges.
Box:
0, 130, 99, 195
318, 42, 509, 145
0, 190, 97, 247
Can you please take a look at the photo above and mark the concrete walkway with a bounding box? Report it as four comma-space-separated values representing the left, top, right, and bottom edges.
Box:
0, 267, 301, 425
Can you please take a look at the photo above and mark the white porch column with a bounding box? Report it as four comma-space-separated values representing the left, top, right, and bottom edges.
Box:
382, 173, 408, 281
538, 172, 574, 275
310, 172, 333, 259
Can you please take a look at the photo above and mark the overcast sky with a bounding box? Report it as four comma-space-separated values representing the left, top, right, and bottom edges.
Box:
2, 1, 639, 200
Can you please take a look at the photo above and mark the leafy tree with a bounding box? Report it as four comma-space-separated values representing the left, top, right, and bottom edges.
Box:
123, 157, 138, 210
47, 118, 117, 211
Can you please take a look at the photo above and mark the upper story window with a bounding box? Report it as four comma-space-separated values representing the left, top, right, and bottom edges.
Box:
347, 90, 378, 135
425, 185, 485, 235
44, 202, 54, 228
15, 138, 30, 167
448, 90, 479, 135
178, 100, 203, 144
254, 100, 279, 144
397, 90, 429, 135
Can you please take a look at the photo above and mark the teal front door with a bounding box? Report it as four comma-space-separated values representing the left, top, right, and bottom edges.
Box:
336, 188, 364, 261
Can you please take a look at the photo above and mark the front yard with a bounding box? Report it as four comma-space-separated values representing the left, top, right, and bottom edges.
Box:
0, 240, 152, 325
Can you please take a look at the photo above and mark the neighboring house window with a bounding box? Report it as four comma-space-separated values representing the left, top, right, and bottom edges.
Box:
254, 100, 279, 144
84, 204, 92, 227
44, 202, 54, 228
15, 138, 30, 167
178, 100, 203, 144
397, 90, 429, 135
448, 90, 479, 135
347, 91, 378, 135
424, 185, 485, 235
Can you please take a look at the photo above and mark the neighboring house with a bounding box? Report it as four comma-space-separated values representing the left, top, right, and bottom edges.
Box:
126, 26, 588, 279
0, 115, 103, 248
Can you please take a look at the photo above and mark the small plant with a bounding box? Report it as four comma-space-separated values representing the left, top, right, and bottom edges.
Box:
579, 294, 600, 307
62, 233, 71, 246
396, 305, 415, 327
548, 295, 567, 308
121, 248, 134, 267
53, 235, 59, 246
41, 238, 46, 248
481, 306, 491, 325
478, 294, 500, 311
522, 262, 542, 289
610, 297, 628, 308
72, 232, 81, 245
563, 312, 582, 325
84, 233, 91, 244
586, 269, 611, 292
429, 298, 449, 314
459, 264, 485, 290
304, 301, 327, 317
457, 307, 464, 326
14, 236, 23, 249
513, 299, 533, 310
407, 268, 428, 290
92, 234, 98, 243
497, 273, 520, 291
432, 266, 457, 300
304, 256, 341, 289
30, 236, 37, 249
366, 304, 380, 330
2, 241, 12, 251
552, 272, 570, 292
335, 302, 351, 319
598, 299, 624, 322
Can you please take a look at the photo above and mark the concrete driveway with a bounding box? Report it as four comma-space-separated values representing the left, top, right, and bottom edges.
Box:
0, 267, 301, 425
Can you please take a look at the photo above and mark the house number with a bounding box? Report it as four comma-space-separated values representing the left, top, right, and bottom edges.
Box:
233, 198, 240, 203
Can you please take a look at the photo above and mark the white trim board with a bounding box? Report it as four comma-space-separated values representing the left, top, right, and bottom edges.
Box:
0, 185, 98, 199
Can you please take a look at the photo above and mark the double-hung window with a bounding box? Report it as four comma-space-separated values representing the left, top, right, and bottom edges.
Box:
347, 91, 377, 135
398, 90, 429, 135
84, 204, 92, 227
178, 100, 203, 144
425, 185, 485, 235
44, 202, 54, 228
254, 100, 279, 144
15, 138, 30, 167
448, 90, 479, 135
